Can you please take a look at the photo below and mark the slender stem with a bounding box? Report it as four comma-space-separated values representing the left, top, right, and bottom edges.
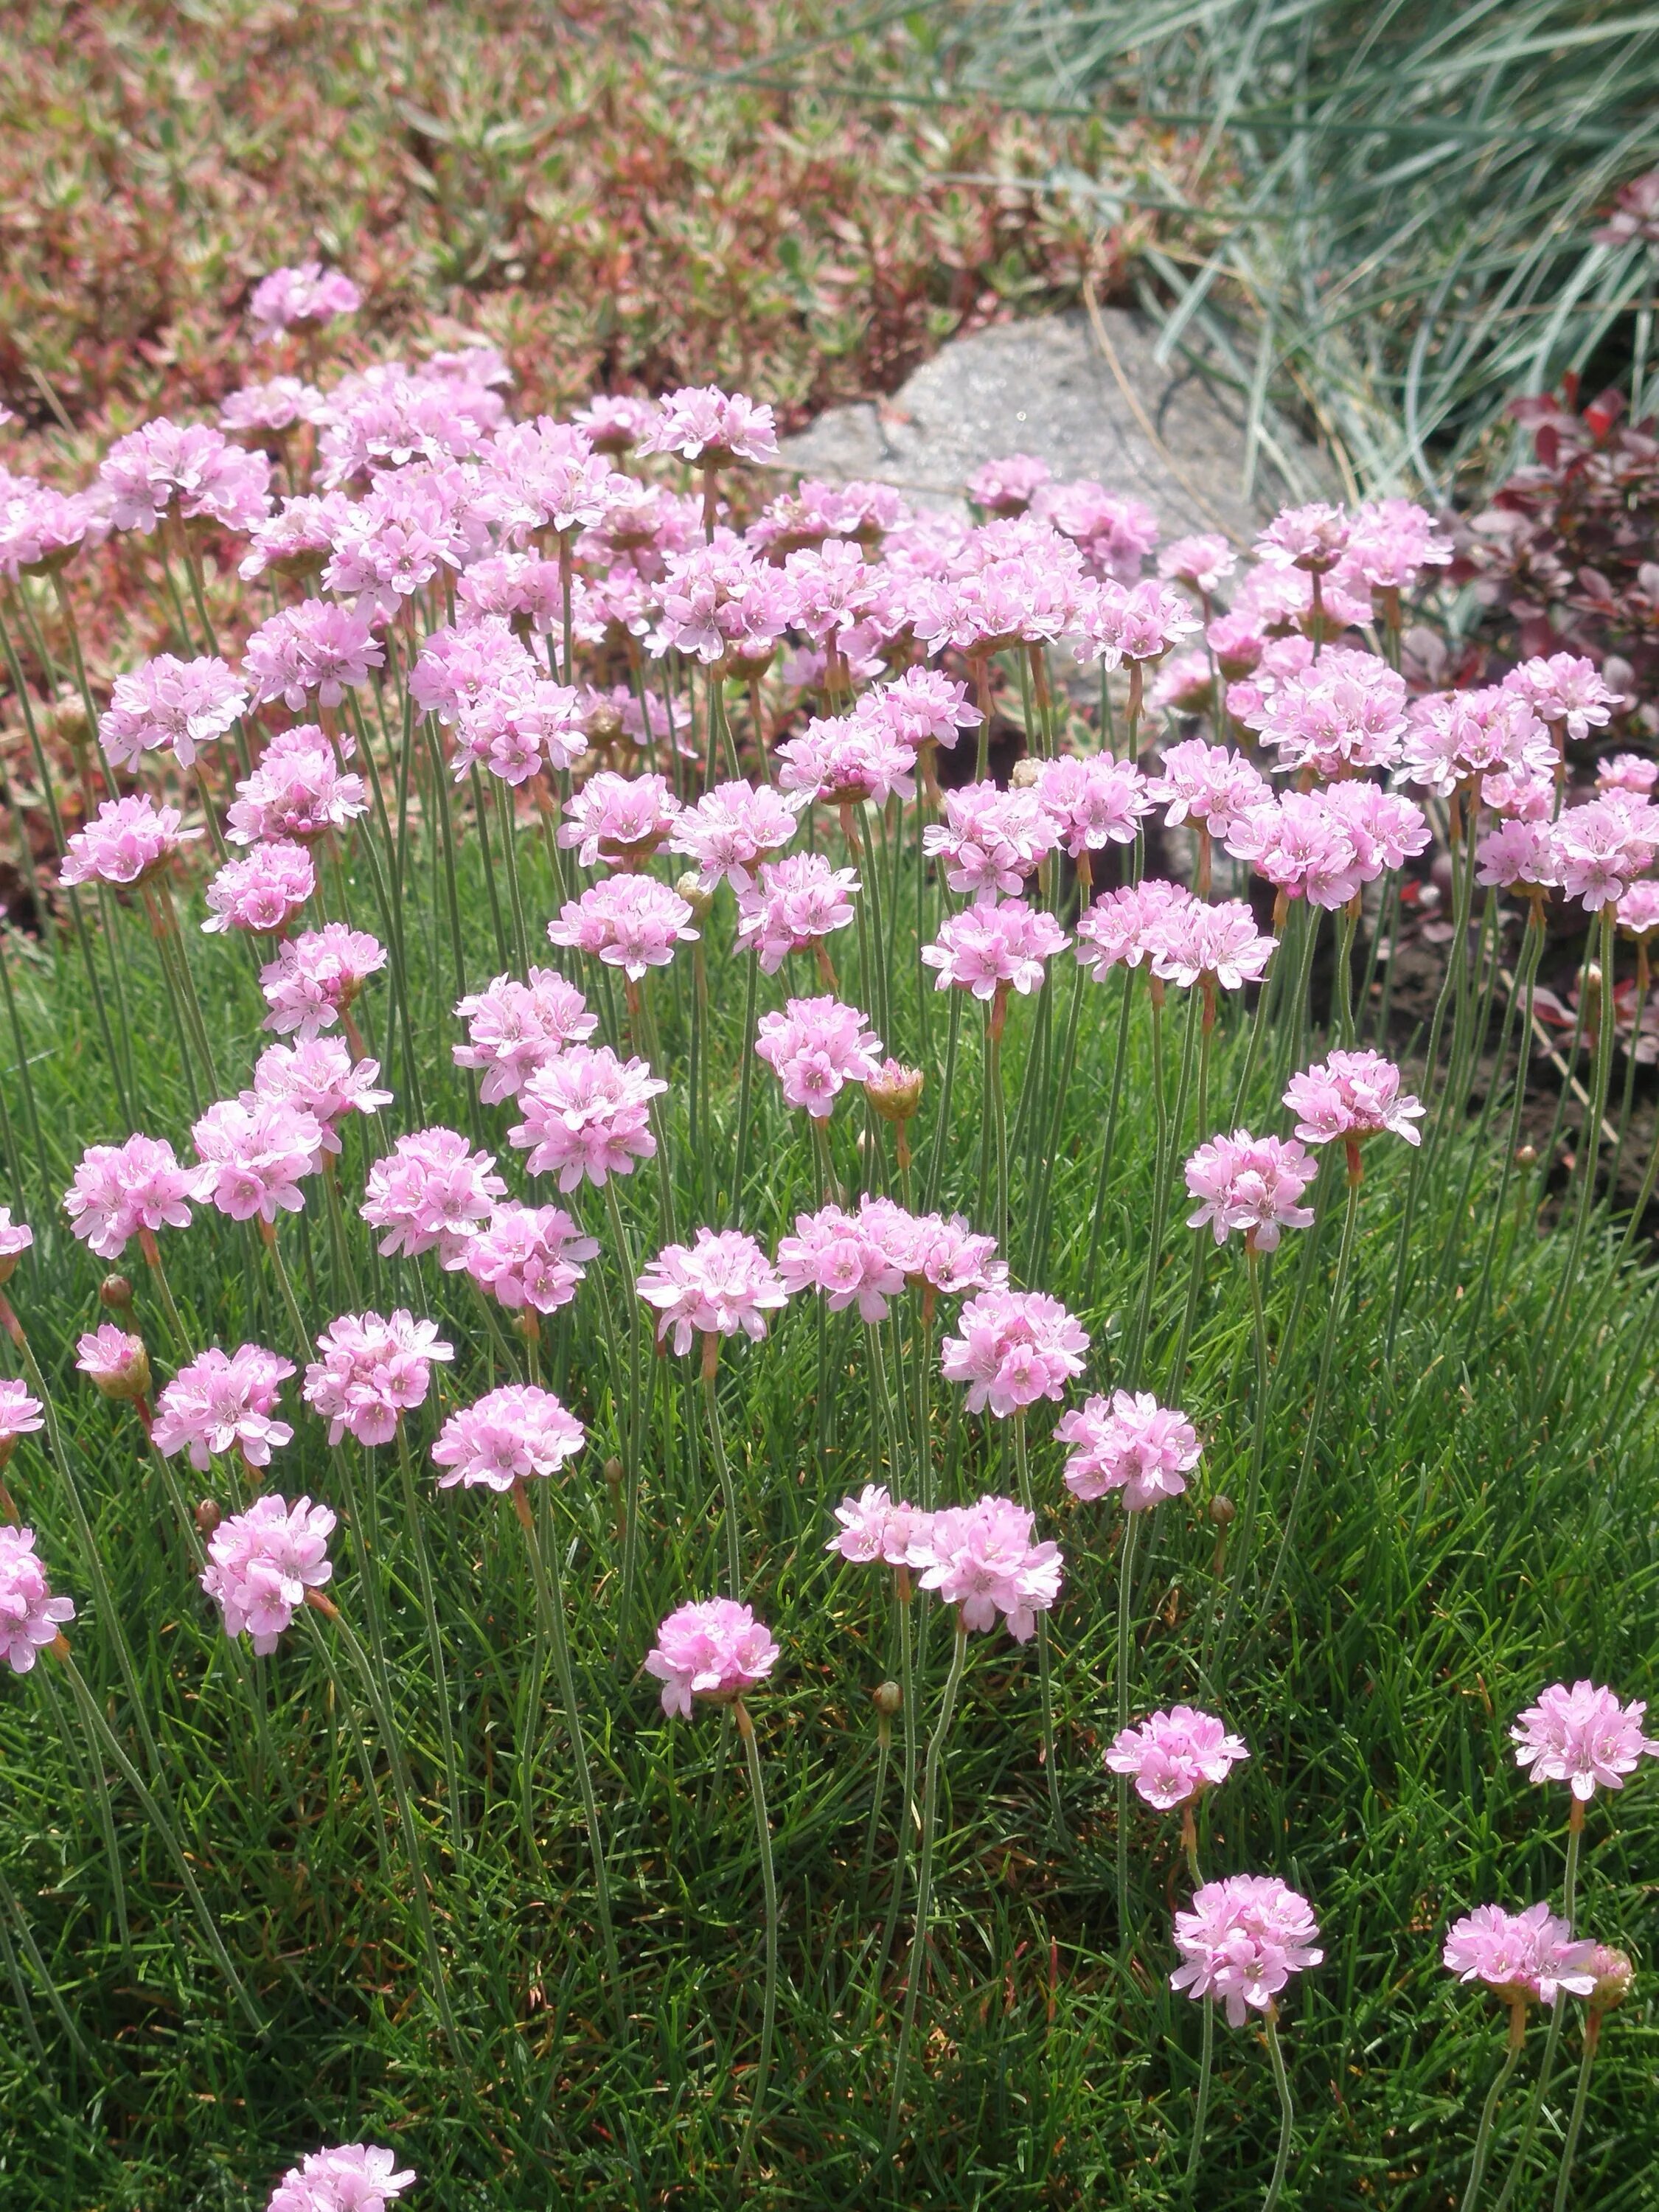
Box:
1551, 2015, 1600, 2212
394, 1417, 465, 1855
885, 1617, 969, 2156
1262, 2013, 1297, 2212
1126, 985, 1200, 1388
511, 1479, 627, 2031
1463, 2007, 1527, 2212
702, 1346, 743, 1596
1115, 1510, 1142, 1940
1212, 1249, 1272, 1670
1012, 1413, 1063, 1834
729, 953, 759, 1227
1085, 969, 1138, 1304
1184, 1997, 1215, 2202
857, 1712, 894, 1919
734, 1699, 779, 2166
871, 1582, 917, 2008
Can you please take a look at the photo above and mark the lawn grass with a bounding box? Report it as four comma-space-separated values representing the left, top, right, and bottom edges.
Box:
0, 778, 1655, 2208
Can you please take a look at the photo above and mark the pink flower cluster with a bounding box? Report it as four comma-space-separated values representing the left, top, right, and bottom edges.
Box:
1185, 1130, 1318, 1251
1283, 1051, 1424, 1150
910, 1495, 1063, 1641
431, 1385, 585, 1491
646, 1598, 781, 1717
546, 877, 698, 979
507, 1046, 667, 1189
922, 898, 1069, 1003
734, 854, 860, 972
463, 1204, 597, 1314
60, 794, 201, 890
1443, 1904, 1597, 2008
453, 970, 596, 1102
1054, 1391, 1200, 1510
755, 995, 883, 1118
360, 1127, 505, 1265
153, 1345, 296, 1471
939, 1288, 1089, 1417
200, 1494, 335, 1653
0, 1526, 74, 1672
100, 655, 247, 771
1170, 1876, 1323, 2025
259, 926, 386, 1040
189, 1096, 323, 1223
1511, 1680, 1659, 1801
202, 842, 316, 936
64, 1133, 196, 1259
265, 2142, 414, 2212
1106, 1707, 1249, 1809
302, 1310, 453, 1447
636, 1230, 787, 1355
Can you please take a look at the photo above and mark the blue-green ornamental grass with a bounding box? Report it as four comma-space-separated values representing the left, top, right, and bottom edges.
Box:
0, 313, 1657, 2208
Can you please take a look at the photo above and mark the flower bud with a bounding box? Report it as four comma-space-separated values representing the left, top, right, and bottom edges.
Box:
865, 1057, 925, 1124
872, 1680, 903, 1718
195, 1498, 223, 1537
1009, 757, 1042, 790
674, 871, 716, 922
604, 1455, 625, 1489
99, 1273, 134, 1310
82, 1329, 150, 1405
1514, 1144, 1537, 1168
49, 690, 93, 754
1208, 1494, 1237, 1528
1586, 1944, 1634, 2013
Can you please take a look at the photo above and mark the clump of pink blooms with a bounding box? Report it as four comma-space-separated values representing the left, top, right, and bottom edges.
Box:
64, 1134, 195, 1259
60, 795, 200, 888
153, 1346, 295, 1471
265, 2142, 414, 2212
734, 853, 860, 972
258, 925, 386, 1039
200, 1495, 335, 1652
546, 877, 698, 978
251, 1040, 392, 1147
100, 655, 247, 771
776, 1202, 908, 1322
431, 1385, 585, 1491
249, 262, 362, 341
202, 842, 316, 936
0, 1380, 44, 1455
1443, 1904, 1598, 2007
0, 1527, 74, 1672
452, 970, 596, 1102
647, 1598, 780, 1716
922, 898, 1069, 1004
754, 996, 883, 1118
1511, 1680, 1659, 1800
303, 1311, 453, 1447
1107, 1708, 1250, 1808
1282, 1051, 1424, 1151
826, 1485, 931, 1568
1171, 1876, 1323, 2024
1054, 1391, 1200, 1510
909, 1495, 1062, 1641
74, 1326, 150, 1402
507, 1046, 667, 1189
940, 1288, 1089, 1416
1185, 1131, 1318, 1251
360, 1127, 505, 1265
636, 1230, 787, 1355
462, 1204, 597, 1313
189, 1096, 322, 1223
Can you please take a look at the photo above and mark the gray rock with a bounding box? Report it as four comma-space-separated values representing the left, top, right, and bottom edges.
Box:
777, 309, 1335, 540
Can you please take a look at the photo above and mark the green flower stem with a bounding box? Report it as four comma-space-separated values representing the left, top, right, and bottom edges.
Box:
302, 1598, 468, 2070
734, 1696, 780, 2167
1184, 1996, 1215, 2203
1462, 2003, 1528, 2212
1114, 1509, 1142, 1941
1012, 1411, 1063, 1834
1211, 1247, 1272, 1672
1262, 2011, 1297, 2212
870, 1576, 918, 2010
467, 766, 510, 972
922, 992, 962, 1216
987, 998, 1009, 1255
857, 1705, 894, 1919
1125, 984, 1200, 1389
702, 1337, 744, 1597
1551, 2012, 1601, 2212
1535, 909, 1619, 1405
394, 1414, 466, 1857
38, 1660, 132, 1972
510, 1479, 626, 2033
1472, 908, 1548, 1321
857, 803, 892, 1047
57, 1647, 265, 2037
1028, 957, 1088, 1279
1085, 968, 1138, 1305
885, 1614, 969, 2157
729, 953, 759, 1228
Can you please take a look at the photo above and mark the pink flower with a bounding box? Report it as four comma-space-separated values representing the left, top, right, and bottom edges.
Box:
669, 780, 801, 890
100, 420, 270, 535
227, 740, 366, 846
1054, 1391, 1200, 1510
238, 493, 354, 583
1032, 754, 1152, 858
74, 1326, 150, 1402
826, 1484, 931, 1567
647, 1597, 781, 1717
558, 771, 681, 869
250, 1040, 392, 1150
1283, 1050, 1424, 1149
863, 667, 982, 753
462, 1203, 597, 1314
754, 995, 884, 1119
452, 673, 588, 782
1184, 1130, 1317, 1251
243, 602, 386, 712
1476, 818, 1557, 894
546, 877, 698, 979
152, 1346, 296, 1471
0, 1527, 74, 1671
202, 842, 316, 937
902, 1214, 1007, 1297
431, 1384, 585, 1492
509, 1046, 666, 1189
1170, 1875, 1323, 2025
259, 925, 386, 1039
1444, 1904, 1599, 2008
60, 794, 201, 889
220, 378, 324, 435
573, 392, 661, 454
1225, 794, 1363, 911
99, 655, 246, 771
636, 1229, 787, 1355
650, 543, 798, 671
0, 479, 99, 580
923, 784, 1054, 900
1549, 796, 1659, 912
1344, 498, 1453, 593
922, 897, 1069, 1001
478, 420, 619, 543
1247, 647, 1408, 778
248, 262, 361, 340
968, 453, 1051, 515
1503, 654, 1621, 742
302, 1310, 453, 1447
360, 1127, 505, 1265
1034, 481, 1159, 584
1150, 900, 1277, 992
1319, 783, 1430, 875
0, 1380, 44, 1452
909, 1494, 1063, 1641
1106, 1707, 1249, 1808
0, 1208, 31, 1283
1074, 880, 1192, 978
734, 853, 860, 973
637, 387, 779, 467
1159, 535, 1237, 594
453, 970, 596, 1102
1256, 502, 1349, 574
1511, 1680, 1659, 1801
1618, 880, 1659, 936
409, 618, 526, 726
776, 1203, 908, 1322
189, 1096, 322, 1223
939, 1287, 1088, 1417
775, 714, 916, 809
1150, 742, 1271, 840
63, 1134, 195, 1259
1599, 753, 1658, 796
1074, 577, 1200, 668
1401, 687, 1554, 799
201, 1494, 334, 1654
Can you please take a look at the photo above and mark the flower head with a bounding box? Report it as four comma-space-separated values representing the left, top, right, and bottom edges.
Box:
1055, 1391, 1200, 1510
734, 852, 860, 972
0, 1208, 32, 1288
251, 1040, 392, 1148
1443, 1903, 1599, 2008
258, 925, 386, 1040
452, 970, 596, 1102
1283, 1050, 1424, 1150
0, 1380, 44, 1460
100, 655, 246, 771
636, 1229, 787, 1356
60, 795, 201, 889
100, 420, 269, 535
754, 996, 883, 1119
201, 1494, 334, 1653
1170, 1876, 1323, 2025
508, 1046, 667, 1189
939, 1287, 1088, 1418
1106, 1707, 1249, 1808
228, 740, 366, 846
189, 1096, 322, 1222
776, 1202, 908, 1323
64, 1134, 195, 1259
546, 877, 698, 980
202, 843, 316, 937
463, 1203, 598, 1314
669, 779, 801, 890
1184, 1130, 1317, 1251
249, 262, 361, 341
153, 1345, 296, 1470
909, 1494, 1062, 1641
647, 1598, 780, 1717
637, 387, 779, 468
924, 784, 1057, 900
1151, 742, 1271, 840
265, 2142, 414, 2212
74, 1324, 150, 1403
431, 1385, 585, 1492
826, 1485, 931, 1568
1512, 1680, 1659, 1801
244, 602, 385, 712
303, 1310, 453, 1447
558, 771, 681, 870
0, 1527, 74, 1671
360, 1127, 505, 1265
922, 897, 1069, 1002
